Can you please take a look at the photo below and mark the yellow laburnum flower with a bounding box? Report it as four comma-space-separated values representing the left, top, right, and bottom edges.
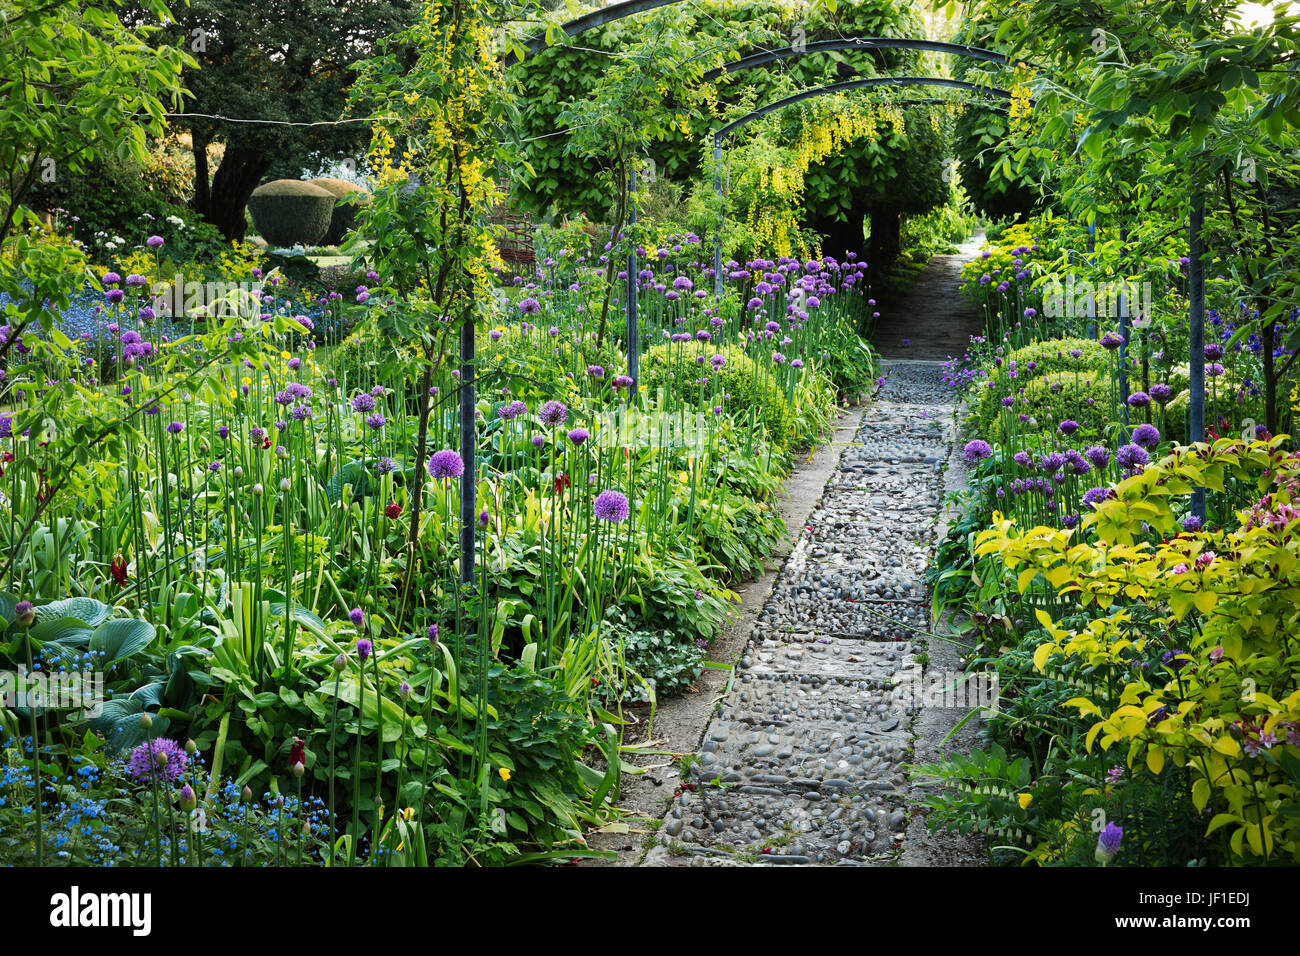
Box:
1018, 793, 1033, 809
498, 767, 511, 782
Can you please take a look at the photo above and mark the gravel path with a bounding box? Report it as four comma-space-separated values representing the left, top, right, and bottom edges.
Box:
640, 361, 986, 866
872, 235, 986, 360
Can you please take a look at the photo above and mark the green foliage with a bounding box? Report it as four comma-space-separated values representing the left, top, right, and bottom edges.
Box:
247, 180, 337, 248
973, 336, 1109, 436
641, 342, 795, 448
309, 178, 369, 246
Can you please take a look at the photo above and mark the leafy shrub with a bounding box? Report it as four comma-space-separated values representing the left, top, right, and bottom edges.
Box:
990, 369, 1110, 443
976, 436, 1300, 863
641, 342, 795, 448
247, 180, 336, 248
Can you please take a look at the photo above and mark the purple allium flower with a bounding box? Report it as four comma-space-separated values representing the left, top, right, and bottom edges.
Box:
1149, 383, 1172, 403
146, 235, 164, 249
105, 289, 125, 303
1058, 419, 1079, 436
356, 637, 372, 661
351, 393, 375, 414
586, 365, 605, 378
593, 489, 630, 522
567, 427, 590, 446
126, 737, 187, 783
1099, 332, 1125, 350
1084, 445, 1110, 470
479, 509, 490, 528
498, 400, 527, 420
349, 608, 365, 627
963, 440, 993, 464
166, 421, 183, 435
1096, 823, 1123, 863
1010, 450, 1032, 470
1205, 362, 1225, 378
375, 457, 397, 474
1116, 443, 1149, 473
539, 400, 568, 426
518, 298, 541, 315
489, 329, 503, 341
1181, 514, 1203, 533
1062, 513, 1079, 529
531, 434, 546, 448
1204, 343, 1224, 361
1082, 486, 1114, 507
1131, 423, 1160, 449
1066, 449, 1090, 475
1041, 452, 1067, 475
365, 413, 386, 431
427, 449, 464, 479
1127, 391, 1150, 409
102, 272, 122, 286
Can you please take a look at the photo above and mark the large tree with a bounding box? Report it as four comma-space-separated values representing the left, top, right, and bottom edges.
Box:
137, 0, 417, 240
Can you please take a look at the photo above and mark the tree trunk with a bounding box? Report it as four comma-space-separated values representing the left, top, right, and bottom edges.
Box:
867, 208, 901, 269
1262, 315, 1278, 437
201, 145, 273, 241
191, 136, 210, 219
808, 211, 865, 263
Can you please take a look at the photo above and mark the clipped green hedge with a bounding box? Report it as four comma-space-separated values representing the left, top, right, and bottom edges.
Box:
248, 179, 336, 248
309, 177, 369, 245
974, 336, 1111, 435
990, 369, 1111, 443
642, 342, 795, 448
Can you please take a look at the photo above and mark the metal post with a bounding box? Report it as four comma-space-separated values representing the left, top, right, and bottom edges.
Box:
459, 312, 476, 584
1086, 220, 1097, 338
626, 162, 639, 388
1189, 193, 1206, 520
713, 136, 724, 297
1117, 225, 1129, 416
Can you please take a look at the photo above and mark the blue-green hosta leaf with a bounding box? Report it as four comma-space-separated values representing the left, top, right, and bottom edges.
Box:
34, 597, 111, 627
30, 616, 94, 647
90, 618, 157, 665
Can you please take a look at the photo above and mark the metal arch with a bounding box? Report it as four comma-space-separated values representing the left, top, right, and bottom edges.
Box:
701, 38, 1026, 83
511, 0, 681, 62
710, 77, 1014, 144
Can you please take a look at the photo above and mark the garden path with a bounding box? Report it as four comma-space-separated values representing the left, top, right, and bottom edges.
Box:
634, 244, 988, 866
872, 234, 986, 360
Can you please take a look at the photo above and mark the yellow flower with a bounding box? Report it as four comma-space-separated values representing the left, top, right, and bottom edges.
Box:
1018, 793, 1033, 809
498, 767, 512, 782
401, 806, 416, 821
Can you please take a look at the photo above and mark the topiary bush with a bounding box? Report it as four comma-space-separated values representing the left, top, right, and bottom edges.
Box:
974, 336, 1111, 435
642, 342, 795, 448
247, 179, 336, 248
990, 369, 1111, 443
309, 178, 369, 245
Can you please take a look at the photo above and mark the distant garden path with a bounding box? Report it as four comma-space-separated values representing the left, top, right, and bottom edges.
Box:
872, 234, 986, 360
631, 243, 989, 866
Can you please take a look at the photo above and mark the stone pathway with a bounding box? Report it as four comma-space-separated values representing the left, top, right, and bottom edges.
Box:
872, 234, 986, 360
641, 362, 973, 866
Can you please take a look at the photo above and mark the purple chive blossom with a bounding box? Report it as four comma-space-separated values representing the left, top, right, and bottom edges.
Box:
963, 440, 993, 464
593, 489, 630, 522
427, 449, 465, 479
567, 427, 590, 446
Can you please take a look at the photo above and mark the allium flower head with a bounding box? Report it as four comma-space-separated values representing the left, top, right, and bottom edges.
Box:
1116, 443, 1149, 473
539, 400, 568, 426
567, 427, 590, 446
593, 489, 630, 522
963, 440, 993, 464
1149, 383, 1172, 403
126, 738, 187, 783
1058, 419, 1079, 436
1095, 822, 1123, 863
1084, 445, 1110, 470
427, 449, 464, 479
356, 637, 372, 661
1131, 423, 1160, 449
351, 393, 375, 414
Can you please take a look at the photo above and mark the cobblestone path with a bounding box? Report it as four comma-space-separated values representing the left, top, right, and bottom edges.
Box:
641, 362, 971, 866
